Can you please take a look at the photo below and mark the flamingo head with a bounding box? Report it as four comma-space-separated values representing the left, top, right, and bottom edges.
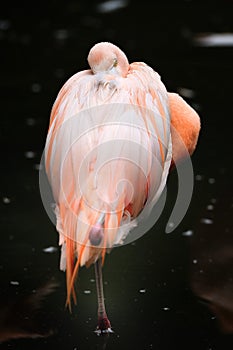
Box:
87, 42, 129, 77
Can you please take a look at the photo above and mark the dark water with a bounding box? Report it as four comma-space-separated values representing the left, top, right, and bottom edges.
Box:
0, 1, 233, 349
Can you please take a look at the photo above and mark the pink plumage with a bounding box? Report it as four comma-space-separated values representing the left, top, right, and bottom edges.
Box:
44, 42, 200, 331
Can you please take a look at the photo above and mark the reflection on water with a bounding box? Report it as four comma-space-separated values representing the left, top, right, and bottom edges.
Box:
96, 0, 129, 14
193, 33, 233, 47
191, 181, 233, 333
0, 281, 57, 343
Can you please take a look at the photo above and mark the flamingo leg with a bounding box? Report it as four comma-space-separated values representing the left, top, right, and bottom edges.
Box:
94, 258, 113, 334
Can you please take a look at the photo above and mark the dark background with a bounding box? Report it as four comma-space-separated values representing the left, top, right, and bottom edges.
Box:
0, 0, 233, 349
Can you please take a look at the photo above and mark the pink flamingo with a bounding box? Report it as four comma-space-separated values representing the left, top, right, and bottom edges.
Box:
44, 42, 200, 333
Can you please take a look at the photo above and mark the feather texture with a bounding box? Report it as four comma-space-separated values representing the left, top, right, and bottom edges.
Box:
44, 43, 172, 307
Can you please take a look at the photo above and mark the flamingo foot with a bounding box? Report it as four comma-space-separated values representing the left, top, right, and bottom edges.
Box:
94, 315, 113, 335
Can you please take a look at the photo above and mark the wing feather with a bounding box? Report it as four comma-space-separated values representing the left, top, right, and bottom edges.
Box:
45, 61, 172, 307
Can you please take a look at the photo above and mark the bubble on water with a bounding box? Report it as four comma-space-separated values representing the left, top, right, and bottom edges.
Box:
96, 0, 129, 13
208, 178, 215, 184
194, 33, 233, 47
83, 290, 91, 295
139, 289, 146, 293
10, 281, 19, 286
195, 174, 203, 181
25, 151, 36, 159
163, 307, 170, 311
182, 229, 193, 237
201, 218, 213, 224
3, 197, 11, 204
43, 246, 58, 253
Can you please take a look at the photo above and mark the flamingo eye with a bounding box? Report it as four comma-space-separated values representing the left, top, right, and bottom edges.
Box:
113, 58, 118, 67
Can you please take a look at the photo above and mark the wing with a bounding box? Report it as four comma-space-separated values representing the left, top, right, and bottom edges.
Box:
168, 92, 201, 165
45, 62, 172, 306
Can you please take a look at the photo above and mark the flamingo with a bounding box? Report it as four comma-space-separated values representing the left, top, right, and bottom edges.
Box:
44, 42, 200, 333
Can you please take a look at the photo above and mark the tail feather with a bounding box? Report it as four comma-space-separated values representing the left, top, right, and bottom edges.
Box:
61, 194, 126, 309
65, 238, 77, 310
66, 238, 87, 309
51, 100, 170, 310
